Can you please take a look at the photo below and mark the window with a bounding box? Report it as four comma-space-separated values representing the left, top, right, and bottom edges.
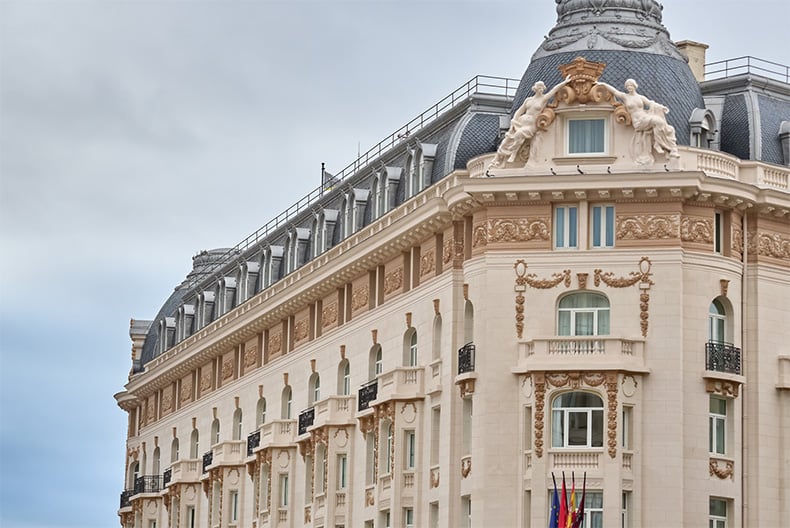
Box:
282, 386, 292, 419
714, 211, 723, 254
709, 300, 726, 343
430, 407, 440, 465
383, 422, 393, 474
211, 418, 220, 446
404, 508, 414, 528
407, 150, 421, 198
128, 461, 139, 489
551, 392, 604, 448
558, 292, 610, 336
622, 406, 633, 450
309, 373, 321, 406
462, 398, 473, 454
405, 430, 416, 469
622, 491, 631, 528
337, 454, 348, 489
279, 474, 289, 507
171, 438, 179, 463
404, 329, 418, 366
257, 397, 267, 427
315, 444, 326, 494
371, 176, 381, 219
568, 118, 606, 154
554, 206, 578, 249
190, 429, 199, 459
432, 315, 442, 360
429, 502, 439, 528
152, 447, 160, 476
232, 408, 243, 441
709, 498, 728, 528
149, 520, 157, 528
229, 490, 239, 522
586, 492, 603, 528
365, 432, 376, 485
186, 506, 196, 528
381, 510, 391, 528
461, 496, 472, 528
709, 396, 727, 455
369, 345, 383, 379
338, 360, 351, 396
590, 205, 615, 248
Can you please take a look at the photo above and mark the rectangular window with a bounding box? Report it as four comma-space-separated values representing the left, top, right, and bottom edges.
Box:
709, 397, 727, 455
709, 497, 728, 528
554, 206, 578, 249
186, 506, 196, 528
461, 496, 472, 528
462, 399, 473, 454
430, 407, 441, 465
279, 474, 289, 507
405, 430, 416, 469
380, 510, 391, 528
591, 205, 615, 248
622, 406, 633, 449
404, 508, 414, 528
568, 118, 606, 154
230, 490, 239, 522
337, 454, 348, 489
524, 406, 532, 451
622, 491, 631, 528
714, 211, 723, 254
429, 502, 439, 528
149, 521, 157, 528
365, 432, 375, 485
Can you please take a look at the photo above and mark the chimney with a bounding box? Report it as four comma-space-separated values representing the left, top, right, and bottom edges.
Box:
676, 40, 709, 82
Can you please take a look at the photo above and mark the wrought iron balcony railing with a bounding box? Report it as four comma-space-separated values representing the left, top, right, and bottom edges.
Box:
247, 430, 261, 456
705, 341, 742, 375
202, 451, 213, 473
119, 489, 133, 509
298, 407, 315, 435
458, 342, 475, 375
358, 379, 378, 411
133, 475, 163, 495
163, 468, 172, 487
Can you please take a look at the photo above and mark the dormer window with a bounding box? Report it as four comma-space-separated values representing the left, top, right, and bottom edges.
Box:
567, 117, 607, 154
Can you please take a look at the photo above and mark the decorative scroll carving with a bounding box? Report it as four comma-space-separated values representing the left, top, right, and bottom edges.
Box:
546, 371, 607, 389
351, 286, 369, 312
514, 260, 571, 338
461, 457, 472, 478
420, 250, 435, 277
322, 303, 338, 329
269, 333, 282, 355
161, 390, 172, 413
476, 218, 551, 245
365, 488, 375, 506
304, 505, 311, 524
756, 232, 790, 261
577, 273, 588, 289
457, 378, 476, 399
180, 376, 193, 403
244, 346, 258, 368
594, 257, 654, 337
705, 379, 741, 398
710, 458, 735, 480
616, 215, 680, 240
443, 239, 454, 264
605, 373, 619, 459
681, 216, 713, 244
472, 224, 487, 248
533, 373, 546, 458
222, 357, 234, 381
384, 269, 403, 295
720, 279, 730, 298
200, 367, 212, 392
732, 225, 744, 254
294, 319, 309, 342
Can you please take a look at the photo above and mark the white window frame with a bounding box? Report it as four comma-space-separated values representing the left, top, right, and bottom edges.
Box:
554, 205, 579, 249
709, 396, 727, 455
709, 300, 726, 343
557, 293, 610, 337
279, 473, 289, 507
337, 454, 348, 489
709, 497, 728, 528
566, 116, 608, 155
229, 490, 239, 522
405, 430, 416, 470
404, 507, 414, 528
551, 392, 605, 449
590, 204, 615, 248
384, 422, 393, 474
342, 362, 350, 396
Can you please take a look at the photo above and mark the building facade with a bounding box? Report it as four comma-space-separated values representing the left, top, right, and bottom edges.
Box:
116, 2, 790, 527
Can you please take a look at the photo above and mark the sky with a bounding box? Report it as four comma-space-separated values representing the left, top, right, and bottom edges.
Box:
0, 0, 788, 526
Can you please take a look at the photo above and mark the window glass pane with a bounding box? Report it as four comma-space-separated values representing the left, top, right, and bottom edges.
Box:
598, 309, 610, 335
558, 312, 571, 336
605, 206, 614, 246
710, 498, 727, 516
556, 208, 565, 247
592, 410, 604, 447
555, 392, 604, 408
575, 311, 594, 336
552, 410, 564, 447
568, 207, 578, 247
568, 411, 588, 446
592, 207, 601, 247
710, 397, 726, 415
569, 119, 605, 153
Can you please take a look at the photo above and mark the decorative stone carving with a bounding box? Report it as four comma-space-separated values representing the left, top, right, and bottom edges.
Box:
605, 373, 619, 459
430, 467, 440, 488
180, 376, 193, 403
475, 218, 551, 246
491, 77, 572, 168
514, 260, 571, 338
710, 458, 735, 480
732, 225, 744, 254
222, 357, 234, 381
457, 378, 476, 398
533, 373, 546, 458
400, 402, 417, 423
755, 232, 790, 261
597, 79, 679, 165
161, 390, 172, 413
621, 375, 638, 397
577, 273, 588, 289
384, 268, 403, 295
705, 379, 741, 398
244, 345, 258, 368
720, 279, 730, 298
616, 214, 680, 240
681, 216, 713, 244
365, 488, 375, 506
420, 250, 435, 277
461, 456, 472, 478
594, 257, 654, 337
269, 333, 282, 355
322, 303, 338, 329
351, 286, 369, 312
443, 239, 454, 265
294, 319, 309, 342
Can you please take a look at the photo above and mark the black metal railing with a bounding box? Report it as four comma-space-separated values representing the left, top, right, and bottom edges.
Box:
202, 451, 214, 473
358, 379, 378, 411
247, 430, 261, 456
458, 342, 476, 375
298, 407, 315, 435
119, 489, 133, 509
163, 468, 172, 487
133, 475, 163, 495
705, 341, 742, 375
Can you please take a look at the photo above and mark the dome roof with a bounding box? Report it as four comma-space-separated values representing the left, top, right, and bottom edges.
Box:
513, 0, 704, 145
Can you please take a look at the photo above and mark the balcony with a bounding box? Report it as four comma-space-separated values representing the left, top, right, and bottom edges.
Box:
133, 475, 164, 495
247, 430, 261, 456
312, 395, 355, 427
166, 459, 201, 485
246, 419, 297, 456
376, 367, 425, 402
202, 451, 213, 473
514, 336, 648, 374
119, 489, 133, 509
705, 341, 741, 375
209, 440, 245, 467
163, 467, 172, 487
358, 379, 378, 412
458, 343, 475, 374
298, 407, 315, 436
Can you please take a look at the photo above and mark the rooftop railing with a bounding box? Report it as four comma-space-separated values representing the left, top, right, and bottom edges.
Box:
182, 75, 519, 292
705, 56, 790, 83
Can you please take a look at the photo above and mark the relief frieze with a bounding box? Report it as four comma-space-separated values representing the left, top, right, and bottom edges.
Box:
616, 214, 680, 240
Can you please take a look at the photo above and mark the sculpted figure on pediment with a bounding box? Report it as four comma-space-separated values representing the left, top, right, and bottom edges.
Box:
491, 77, 571, 169
598, 78, 679, 164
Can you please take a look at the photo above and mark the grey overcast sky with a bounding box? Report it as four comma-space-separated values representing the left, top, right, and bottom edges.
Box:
0, 0, 787, 526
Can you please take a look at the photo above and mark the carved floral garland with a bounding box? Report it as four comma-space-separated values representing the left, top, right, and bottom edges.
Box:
514, 260, 571, 339
594, 257, 654, 337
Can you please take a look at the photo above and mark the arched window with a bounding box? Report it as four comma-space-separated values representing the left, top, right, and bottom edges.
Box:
311, 214, 324, 258
378, 172, 388, 214
171, 437, 180, 463
211, 418, 220, 446
381, 421, 394, 474
337, 360, 351, 396
406, 148, 421, 198
190, 429, 199, 459
432, 314, 442, 361
152, 447, 161, 476
558, 292, 610, 336
128, 461, 139, 489
309, 373, 321, 406
403, 329, 418, 366
551, 392, 604, 448
709, 299, 726, 343
339, 199, 348, 240
256, 397, 267, 427
282, 386, 293, 419
232, 408, 243, 441
464, 300, 474, 343
369, 345, 383, 380
371, 176, 381, 219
